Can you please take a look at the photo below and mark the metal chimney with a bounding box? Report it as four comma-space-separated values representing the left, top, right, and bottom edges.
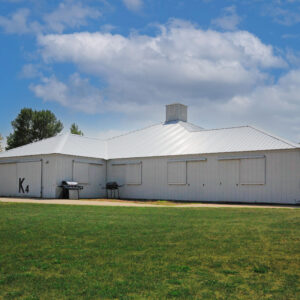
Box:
166, 103, 187, 123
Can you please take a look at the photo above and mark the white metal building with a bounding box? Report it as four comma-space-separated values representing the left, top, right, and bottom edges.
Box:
0, 103, 299, 204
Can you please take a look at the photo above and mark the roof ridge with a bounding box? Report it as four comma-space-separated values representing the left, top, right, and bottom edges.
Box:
68, 133, 106, 141
248, 125, 299, 148
55, 133, 70, 153
196, 125, 249, 132
106, 122, 163, 141
178, 121, 204, 132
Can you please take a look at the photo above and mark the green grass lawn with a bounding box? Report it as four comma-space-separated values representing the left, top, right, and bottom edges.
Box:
0, 203, 299, 299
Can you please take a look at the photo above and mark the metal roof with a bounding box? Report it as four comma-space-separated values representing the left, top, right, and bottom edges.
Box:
0, 121, 298, 160
0, 133, 106, 159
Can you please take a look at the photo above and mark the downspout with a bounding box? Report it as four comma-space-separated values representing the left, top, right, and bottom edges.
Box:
105, 160, 108, 199
105, 140, 108, 199
40, 159, 43, 198
72, 159, 74, 181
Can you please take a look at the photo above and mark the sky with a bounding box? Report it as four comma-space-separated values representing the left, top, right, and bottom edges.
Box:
1, 0, 300, 144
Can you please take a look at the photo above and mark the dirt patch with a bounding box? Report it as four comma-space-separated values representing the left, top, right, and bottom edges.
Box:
0, 197, 297, 209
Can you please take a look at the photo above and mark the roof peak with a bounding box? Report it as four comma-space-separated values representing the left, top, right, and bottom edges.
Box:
67, 132, 105, 141
106, 123, 162, 141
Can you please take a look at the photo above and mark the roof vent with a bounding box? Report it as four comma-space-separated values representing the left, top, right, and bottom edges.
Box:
166, 103, 187, 123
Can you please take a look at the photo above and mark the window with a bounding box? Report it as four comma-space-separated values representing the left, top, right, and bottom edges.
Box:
187, 160, 208, 186
88, 164, 103, 185
240, 158, 266, 185
218, 160, 239, 185
167, 161, 186, 185
110, 164, 126, 185
126, 163, 142, 185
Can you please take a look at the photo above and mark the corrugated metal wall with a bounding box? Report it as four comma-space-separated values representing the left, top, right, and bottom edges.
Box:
0, 159, 42, 198
0, 149, 299, 203
107, 149, 300, 204
42, 154, 107, 198
0, 154, 107, 199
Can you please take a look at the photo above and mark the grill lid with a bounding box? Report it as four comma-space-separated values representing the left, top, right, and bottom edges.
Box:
106, 181, 119, 189
62, 181, 79, 186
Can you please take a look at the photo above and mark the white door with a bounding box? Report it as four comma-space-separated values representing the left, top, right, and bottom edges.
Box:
187, 161, 208, 201
87, 164, 105, 198
217, 160, 239, 201
0, 163, 17, 196
16, 161, 42, 198
73, 161, 105, 198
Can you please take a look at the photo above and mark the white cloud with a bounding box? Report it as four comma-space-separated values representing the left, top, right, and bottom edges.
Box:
286, 48, 300, 66
43, 1, 101, 33
100, 24, 117, 33
0, 8, 41, 34
122, 0, 143, 12
213, 69, 300, 140
19, 64, 42, 78
36, 21, 284, 115
264, 5, 300, 26
30, 73, 103, 113
31, 20, 300, 141
211, 6, 242, 31
171, 67, 300, 141
0, 1, 101, 35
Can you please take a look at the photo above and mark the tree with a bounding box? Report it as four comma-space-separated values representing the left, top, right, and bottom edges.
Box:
70, 123, 84, 136
32, 110, 63, 140
6, 108, 63, 150
0, 134, 3, 152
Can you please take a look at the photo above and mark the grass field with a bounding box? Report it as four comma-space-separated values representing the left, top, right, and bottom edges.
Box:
0, 203, 299, 299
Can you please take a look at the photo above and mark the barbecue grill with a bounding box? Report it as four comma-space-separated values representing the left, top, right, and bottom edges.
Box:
60, 181, 83, 199
105, 181, 123, 199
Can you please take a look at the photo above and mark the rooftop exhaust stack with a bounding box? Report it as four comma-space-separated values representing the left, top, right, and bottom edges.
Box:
166, 103, 187, 123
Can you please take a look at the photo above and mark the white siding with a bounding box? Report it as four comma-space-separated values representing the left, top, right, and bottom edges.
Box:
107, 150, 300, 204
0, 149, 299, 204
0, 154, 106, 199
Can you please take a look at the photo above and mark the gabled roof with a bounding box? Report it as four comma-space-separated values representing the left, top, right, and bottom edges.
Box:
106, 122, 299, 159
0, 133, 106, 159
0, 121, 298, 160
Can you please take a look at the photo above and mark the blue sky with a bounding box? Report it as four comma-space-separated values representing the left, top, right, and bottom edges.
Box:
1, 0, 300, 144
